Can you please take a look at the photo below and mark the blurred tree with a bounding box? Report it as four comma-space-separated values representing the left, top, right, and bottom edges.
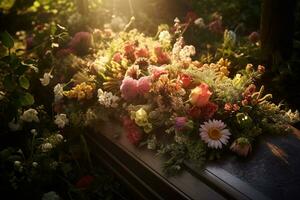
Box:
260, 0, 297, 66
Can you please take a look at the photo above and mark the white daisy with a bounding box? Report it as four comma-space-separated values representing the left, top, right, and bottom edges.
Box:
199, 119, 231, 149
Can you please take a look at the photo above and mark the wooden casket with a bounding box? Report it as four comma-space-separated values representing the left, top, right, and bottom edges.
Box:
86, 121, 300, 200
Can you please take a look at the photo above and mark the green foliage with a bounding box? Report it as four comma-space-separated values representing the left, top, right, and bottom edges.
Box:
1, 31, 14, 49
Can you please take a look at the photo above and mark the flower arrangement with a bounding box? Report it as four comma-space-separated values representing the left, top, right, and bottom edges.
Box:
39, 23, 299, 175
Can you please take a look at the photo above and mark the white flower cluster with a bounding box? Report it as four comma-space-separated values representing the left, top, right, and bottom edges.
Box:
41, 142, 53, 152
53, 83, 64, 102
40, 72, 53, 86
159, 30, 171, 45
20, 108, 39, 123
97, 89, 119, 108
179, 45, 196, 62
194, 17, 205, 28
172, 37, 184, 60
54, 113, 69, 129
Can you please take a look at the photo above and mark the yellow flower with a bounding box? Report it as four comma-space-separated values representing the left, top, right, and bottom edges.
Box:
133, 108, 148, 126
130, 108, 153, 133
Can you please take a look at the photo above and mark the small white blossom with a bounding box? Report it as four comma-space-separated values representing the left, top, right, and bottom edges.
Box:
40, 72, 53, 86
54, 113, 69, 129
41, 142, 53, 152
30, 129, 37, 136
0, 91, 5, 100
20, 108, 39, 123
97, 89, 119, 108
8, 118, 22, 131
194, 18, 205, 28
54, 134, 64, 143
53, 84, 64, 102
159, 30, 171, 45
32, 162, 38, 168
42, 191, 60, 200
14, 160, 23, 172
179, 45, 196, 62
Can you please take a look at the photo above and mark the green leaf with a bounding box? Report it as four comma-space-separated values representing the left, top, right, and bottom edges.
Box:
3, 75, 16, 91
19, 75, 30, 89
19, 92, 34, 106
0, 31, 14, 49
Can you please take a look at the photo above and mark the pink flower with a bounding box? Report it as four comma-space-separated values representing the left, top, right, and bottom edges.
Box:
148, 66, 168, 80
120, 77, 138, 101
123, 116, 142, 145
248, 31, 260, 43
112, 52, 123, 63
68, 32, 92, 56
242, 84, 256, 101
175, 117, 188, 131
224, 103, 232, 112
230, 138, 252, 157
201, 102, 218, 119
137, 76, 151, 94
189, 83, 212, 107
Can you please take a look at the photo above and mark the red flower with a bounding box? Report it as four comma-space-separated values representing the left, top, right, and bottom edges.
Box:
154, 46, 170, 65
248, 31, 260, 43
122, 116, 142, 145
127, 128, 142, 145
180, 74, 192, 88
201, 102, 218, 119
75, 175, 94, 189
124, 42, 136, 61
188, 106, 202, 118
135, 47, 150, 58
185, 11, 198, 23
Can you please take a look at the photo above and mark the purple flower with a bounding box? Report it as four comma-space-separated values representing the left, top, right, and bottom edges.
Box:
68, 32, 92, 56
175, 117, 188, 131
26, 36, 34, 50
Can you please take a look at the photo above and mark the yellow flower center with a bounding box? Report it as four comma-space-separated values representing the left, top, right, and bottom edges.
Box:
208, 128, 222, 140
